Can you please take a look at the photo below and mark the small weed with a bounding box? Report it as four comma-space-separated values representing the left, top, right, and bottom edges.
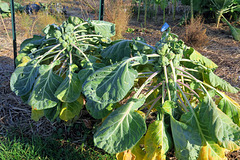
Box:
126, 27, 135, 33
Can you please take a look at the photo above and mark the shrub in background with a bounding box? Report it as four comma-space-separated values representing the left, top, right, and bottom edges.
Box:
183, 16, 208, 48
17, 12, 65, 38
104, 0, 132, 39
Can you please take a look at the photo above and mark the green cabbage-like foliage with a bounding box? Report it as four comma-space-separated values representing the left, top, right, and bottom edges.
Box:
11, 19, 240, 159
83, 29, 240, 159
0, 1, 10, 13
10, 16, 115, 121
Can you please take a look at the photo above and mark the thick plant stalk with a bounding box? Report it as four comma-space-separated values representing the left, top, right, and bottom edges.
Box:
163, 7, 166, 24
145, 82, 162, 98
134, 71, 160, 98
173, 0, 176, 21
162, 82, 165, 104
71, 43, 92, 65
144, 0, 148, 27
177, 80, 200, 98
155, 3, 158, 22
145, 94, 162, 120
190, 0, 193, 23
137, 0, 141, 22
216, 10, 223, 28
176, 83, 205, 140
170, 60, 177, 101
164, 66, 171, 101
176, 93, 188, 112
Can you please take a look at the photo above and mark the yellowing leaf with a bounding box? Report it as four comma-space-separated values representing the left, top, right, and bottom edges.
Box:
190, 49, 218, 70
131, 137, 145, 160
77, 94, 84, 105
116, 150, 136, 160
143, 120, 171, 160
31, 109, 44, 121
59, 100, 83, 121
17, 56, 31, 67
197, 143, 227, 160
136, 110, 145, 119
170, 96, 240, 160
198, 97, 240, 151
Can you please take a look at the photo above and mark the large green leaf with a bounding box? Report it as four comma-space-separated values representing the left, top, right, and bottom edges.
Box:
19, 35, 44, 53
203, 70, 238, 93
91, 20, 115, 38
164, 99, 240, 159
229, 24, 240, 41
78, 68, 94, 83
184, 48, 218, 70
86, 99, 112, 119
94, 98, 146, 154
28, 63, 63, 110
0, 2, 10, 12
198, 96, 240, 151
223, 17, 240, 41
55, 71, 82, 103
78, 55, 106, 83
172, 116, 228, 160
143, 120, 172, 160
43, 24, 60, 39
83, 61, 138, 103
172, 110, 229, 159
67, 16, 84, 26
170, 113, 202, 159
162, 101, 202, 159
218, 94, 240, 126
101, 40, 132, 63
10, 64, 39, 96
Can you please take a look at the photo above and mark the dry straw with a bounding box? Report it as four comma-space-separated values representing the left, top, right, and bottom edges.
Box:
183, 16, 208, 48
104, 0, 132, 39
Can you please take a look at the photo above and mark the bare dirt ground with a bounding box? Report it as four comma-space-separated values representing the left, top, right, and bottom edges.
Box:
0, 3, 240, 159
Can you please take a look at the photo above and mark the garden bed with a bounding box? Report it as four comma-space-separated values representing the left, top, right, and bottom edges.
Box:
0, 1, 240, 159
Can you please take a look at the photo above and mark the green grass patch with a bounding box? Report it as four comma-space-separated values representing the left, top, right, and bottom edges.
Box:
0, 136, 116, 160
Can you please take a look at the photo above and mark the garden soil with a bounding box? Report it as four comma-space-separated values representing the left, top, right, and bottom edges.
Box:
0, 6, 240, 159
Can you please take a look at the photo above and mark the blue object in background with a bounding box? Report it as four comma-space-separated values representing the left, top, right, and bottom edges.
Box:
161, 22, 169, 32
25, 3, 41, 14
